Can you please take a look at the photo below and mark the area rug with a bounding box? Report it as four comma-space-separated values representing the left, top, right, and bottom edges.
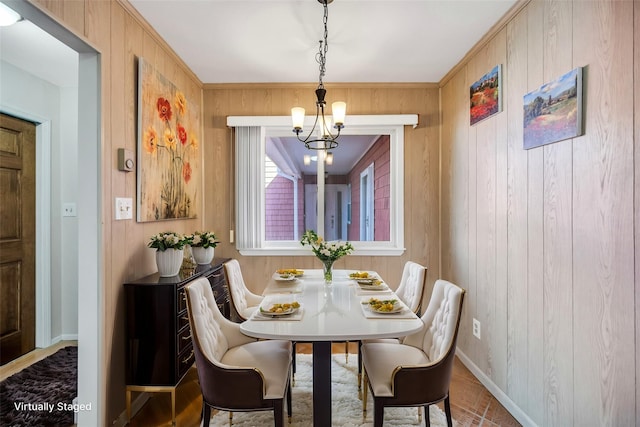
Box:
210, 353, 455, 426
0, 346, 77, 427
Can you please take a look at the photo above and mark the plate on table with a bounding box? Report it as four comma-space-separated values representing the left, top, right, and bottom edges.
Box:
259, 302, 300, 316
276, 269, 304, 277
356, 278, 381, 285
349, 271, 374, 280
364, 298, 403, 314
357, 280, 388, 291
274, 275, 298, 284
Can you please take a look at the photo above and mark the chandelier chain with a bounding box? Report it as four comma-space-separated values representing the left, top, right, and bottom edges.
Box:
316, 1, 329, 89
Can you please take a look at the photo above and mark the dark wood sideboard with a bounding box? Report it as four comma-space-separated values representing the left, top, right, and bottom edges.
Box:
124, 257, 230, 424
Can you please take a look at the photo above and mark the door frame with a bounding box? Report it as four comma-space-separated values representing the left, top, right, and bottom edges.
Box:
5, 1, 104, 425
359, 163, 375, 241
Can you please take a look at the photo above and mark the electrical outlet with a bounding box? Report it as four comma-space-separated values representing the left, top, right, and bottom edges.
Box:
472, 318, 481, 339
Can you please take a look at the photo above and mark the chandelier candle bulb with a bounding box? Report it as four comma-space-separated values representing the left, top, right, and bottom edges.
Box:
291, 107, 305, 130
331, 101, 346, 126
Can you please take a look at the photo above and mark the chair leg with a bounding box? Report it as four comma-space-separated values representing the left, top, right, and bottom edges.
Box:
362, 371, 368, 414
345, 341, 349, 362
228, 411, 232, 426
286, 377, 292, 422
357, 341, 362, 390
291, 342, 297, 385
373, 401, 384, 427
202, 404, 211, 427
444, 396, 452, 427
424, 405, 430, 427
274, 401, 284, 427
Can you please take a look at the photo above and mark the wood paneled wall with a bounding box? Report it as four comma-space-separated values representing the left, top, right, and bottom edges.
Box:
441, 1, 637, 426
202, 84, 441, 297
30, 0, 204, 424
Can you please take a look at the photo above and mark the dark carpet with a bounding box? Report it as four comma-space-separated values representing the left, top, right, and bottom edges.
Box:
1, 346, 77, 426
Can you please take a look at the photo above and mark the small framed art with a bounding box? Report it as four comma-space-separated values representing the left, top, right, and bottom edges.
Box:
470, 64, 502, 126
523, 67, 583, 149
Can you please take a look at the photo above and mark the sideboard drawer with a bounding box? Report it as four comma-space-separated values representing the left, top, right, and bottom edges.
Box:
177, 325, 192, 355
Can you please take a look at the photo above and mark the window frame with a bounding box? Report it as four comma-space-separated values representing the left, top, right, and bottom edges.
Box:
228, 114, 418, 256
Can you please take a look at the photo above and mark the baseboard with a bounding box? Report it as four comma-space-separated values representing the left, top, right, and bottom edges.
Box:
49, 334, 78, 346
113, 392, 150, 427
455, 348, 538, 427
61, 333, 78, 341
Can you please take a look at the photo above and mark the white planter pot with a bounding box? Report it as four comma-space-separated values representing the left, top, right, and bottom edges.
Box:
191, 246, 214, 265
156, 248, 183, 277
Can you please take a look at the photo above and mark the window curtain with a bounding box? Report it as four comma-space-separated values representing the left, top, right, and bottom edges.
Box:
235, 126, 263, 250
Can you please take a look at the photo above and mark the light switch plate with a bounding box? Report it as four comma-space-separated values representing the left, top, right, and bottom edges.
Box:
63, 202, 77, 217
115, 197, 133, 220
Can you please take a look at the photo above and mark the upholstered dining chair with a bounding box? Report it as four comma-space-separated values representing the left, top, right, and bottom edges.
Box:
223, 259, 264, 321
394, 261, 428, 315
357, 261, 427, 388
361, 279, 465, 427
185, 277, 292, 426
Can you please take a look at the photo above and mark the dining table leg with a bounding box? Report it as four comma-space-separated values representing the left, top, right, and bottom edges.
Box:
312, 341, 332, 425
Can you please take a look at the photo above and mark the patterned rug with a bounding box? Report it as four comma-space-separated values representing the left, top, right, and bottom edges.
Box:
210, 353, 455, 426
0, 346, 77, 426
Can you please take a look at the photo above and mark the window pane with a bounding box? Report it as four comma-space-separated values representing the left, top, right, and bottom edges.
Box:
263, 134, 391, 243
326, 135, 390, 242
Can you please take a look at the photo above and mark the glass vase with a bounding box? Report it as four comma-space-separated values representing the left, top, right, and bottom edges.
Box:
322, 259, 334, 284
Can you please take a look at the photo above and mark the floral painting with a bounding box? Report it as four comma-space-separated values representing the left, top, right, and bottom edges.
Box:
523, 67, 583, 149
470, 64, 502, 126
137, 57, 200, 222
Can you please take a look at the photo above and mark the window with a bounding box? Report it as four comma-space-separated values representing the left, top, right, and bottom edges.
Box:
229, 115, 418, 256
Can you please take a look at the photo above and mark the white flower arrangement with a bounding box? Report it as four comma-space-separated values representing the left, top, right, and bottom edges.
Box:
187, 231, 219, 249
300, 230, 354, 262
148, 232, 187, 251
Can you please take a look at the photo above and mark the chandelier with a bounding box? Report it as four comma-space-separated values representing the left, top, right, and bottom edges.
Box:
291, 0, 346, 150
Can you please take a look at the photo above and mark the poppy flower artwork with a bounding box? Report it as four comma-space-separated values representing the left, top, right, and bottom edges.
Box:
137, 57, 201, 221
470, 64, 502, 126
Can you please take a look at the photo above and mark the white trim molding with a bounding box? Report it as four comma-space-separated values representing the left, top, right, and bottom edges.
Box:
456, 348, 538, 427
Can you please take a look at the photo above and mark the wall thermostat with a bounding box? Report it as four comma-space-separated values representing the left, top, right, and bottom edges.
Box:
117, 148, 135, 172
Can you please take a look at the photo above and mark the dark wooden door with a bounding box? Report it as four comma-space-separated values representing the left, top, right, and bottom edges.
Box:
0, 113, 36, 365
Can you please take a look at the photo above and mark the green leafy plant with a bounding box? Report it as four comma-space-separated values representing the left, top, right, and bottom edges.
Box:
186, 231, 219, 248
300, 229, 354, 262
148, 232, 187, 251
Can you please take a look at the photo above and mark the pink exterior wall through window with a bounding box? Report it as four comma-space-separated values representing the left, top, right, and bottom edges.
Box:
265, 174, 304, 240
347, 135, 391, 241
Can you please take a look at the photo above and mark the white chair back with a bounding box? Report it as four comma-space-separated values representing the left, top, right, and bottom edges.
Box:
185, 277, 230, 363
394, 261, 427, 314
224, 259, 253, 315
404, 279, 464, 362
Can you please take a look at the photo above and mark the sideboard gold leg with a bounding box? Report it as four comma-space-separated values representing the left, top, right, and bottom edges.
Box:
171, 388, 176, 426
126, 388, 132, 424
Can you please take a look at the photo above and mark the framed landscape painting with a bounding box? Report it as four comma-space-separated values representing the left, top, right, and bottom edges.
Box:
523, 67, 583, 149
470, 64, 502, 126
137, 57, 201, 222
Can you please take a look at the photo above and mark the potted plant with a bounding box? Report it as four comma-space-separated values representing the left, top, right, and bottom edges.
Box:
186, 231, 219, 265
148, 232, 187, 277
300, 230, 354, 284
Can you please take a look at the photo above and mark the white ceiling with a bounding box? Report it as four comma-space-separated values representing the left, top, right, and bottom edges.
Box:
0, 0, 516, 173
0, 0, 518, 88
128, 0, 517, 84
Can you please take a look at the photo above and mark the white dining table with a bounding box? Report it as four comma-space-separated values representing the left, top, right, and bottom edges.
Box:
239, 269, 424, 426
